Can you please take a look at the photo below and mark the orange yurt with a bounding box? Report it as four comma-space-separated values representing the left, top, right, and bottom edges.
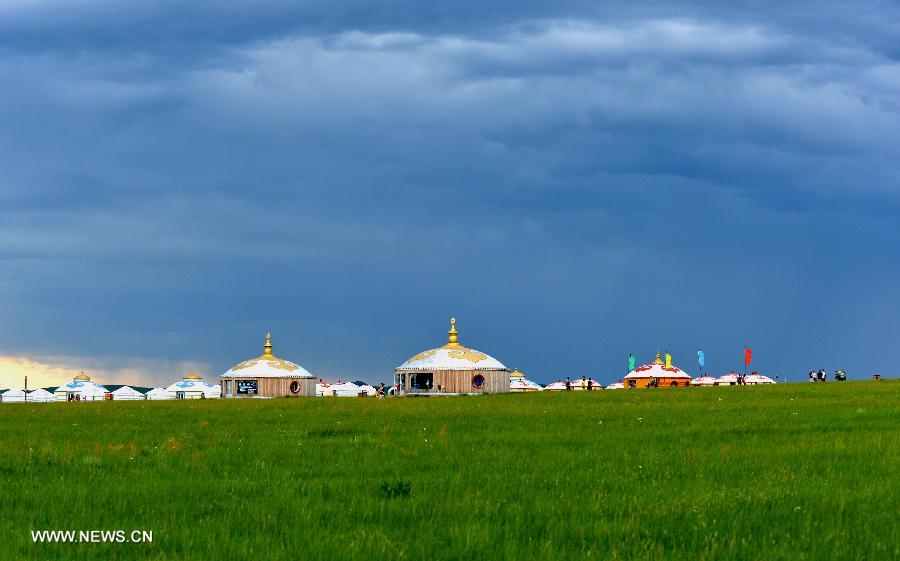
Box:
623, 353, 692, 388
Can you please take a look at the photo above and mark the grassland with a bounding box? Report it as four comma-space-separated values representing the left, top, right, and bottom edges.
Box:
0, 381, 897, 561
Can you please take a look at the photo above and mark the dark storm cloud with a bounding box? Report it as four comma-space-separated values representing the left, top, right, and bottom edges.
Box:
0, 1, 899, 386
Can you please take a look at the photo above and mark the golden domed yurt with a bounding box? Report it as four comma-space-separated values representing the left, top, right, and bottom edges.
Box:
623, 353, 692, 388
220, 333, 316, 397
395, 318, 511, 395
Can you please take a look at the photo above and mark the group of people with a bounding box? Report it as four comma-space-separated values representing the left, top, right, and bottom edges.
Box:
564, 376, 598, 390
808, 369, 847, 382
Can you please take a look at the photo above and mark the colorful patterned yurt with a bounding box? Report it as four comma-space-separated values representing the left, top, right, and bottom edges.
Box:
623, 354, 692, 388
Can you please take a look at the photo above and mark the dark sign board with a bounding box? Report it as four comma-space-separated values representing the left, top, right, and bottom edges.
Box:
236, 380, 258, 395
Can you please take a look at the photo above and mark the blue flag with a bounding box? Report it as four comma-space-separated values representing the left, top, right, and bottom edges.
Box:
698, 349, 705, 368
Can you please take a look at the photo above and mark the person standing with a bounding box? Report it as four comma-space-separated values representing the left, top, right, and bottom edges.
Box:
581, 376, 587, 391
809, 370, 815, 383
587, 378, 593, 391
565, 377, 571, 391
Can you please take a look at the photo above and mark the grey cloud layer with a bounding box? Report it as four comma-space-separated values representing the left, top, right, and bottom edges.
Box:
0, 4, 898, 383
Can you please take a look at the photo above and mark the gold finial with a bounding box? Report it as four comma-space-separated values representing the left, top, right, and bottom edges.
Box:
74, 371, 90, 381
447, 317, 459, 347
652, 352, 663, 365
263, 332, 273, 357
184, 371, 201, 380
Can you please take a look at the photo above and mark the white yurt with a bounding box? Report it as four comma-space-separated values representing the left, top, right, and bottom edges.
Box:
509, 369, 543, 392
745, 373, 776, 385
145, 388, 170, 400
108, 385, 149, 400
543, 380, 569, 391
327, 381, 367, 397
165, 374, 220, 400
1, 389, 27, 403
28, 388, 56, 402
353, 382, 378, 396
315, 380, 331, 397
604, 382, 625, 390
54, 374, 109, 401
715, 373, 741, 386
690, 375, 717, 386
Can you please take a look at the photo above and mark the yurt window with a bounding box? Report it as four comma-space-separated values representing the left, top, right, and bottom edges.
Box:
290, 381, 300, 394
237, 380, 258, 395
410, 373, 433, 390
472, 374, 485, 389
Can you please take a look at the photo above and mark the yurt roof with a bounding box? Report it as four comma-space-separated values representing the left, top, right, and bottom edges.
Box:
221, 333, 315, 379
396, 318, 508, 371
623, 354, 692, 379
1, 389, 26, 397
691, 376, 718, 385
165, 375, 217, 393
605, 382, 625, 389
510, 377, 543, 391
745, 374, 776, 384
716, 372, 741, 383
543, 381, 568, 390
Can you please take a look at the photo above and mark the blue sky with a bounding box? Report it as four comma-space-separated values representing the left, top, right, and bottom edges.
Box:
1, 1, 899, 387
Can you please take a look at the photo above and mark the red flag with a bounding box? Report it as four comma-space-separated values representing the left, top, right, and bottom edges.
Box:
744, 347, 752, 365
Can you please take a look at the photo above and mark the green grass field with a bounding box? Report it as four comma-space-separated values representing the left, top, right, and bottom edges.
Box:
1, 381, 897, 560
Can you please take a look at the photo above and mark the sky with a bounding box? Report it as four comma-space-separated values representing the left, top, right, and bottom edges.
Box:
1, 1, 899, 388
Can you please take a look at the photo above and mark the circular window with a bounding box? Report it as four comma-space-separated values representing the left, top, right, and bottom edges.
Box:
289, 381, 301, 394
472, 374, 485, 389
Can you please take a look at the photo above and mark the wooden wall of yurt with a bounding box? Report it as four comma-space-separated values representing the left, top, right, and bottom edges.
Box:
399, 369, 510, 394
222, 377, 316, 397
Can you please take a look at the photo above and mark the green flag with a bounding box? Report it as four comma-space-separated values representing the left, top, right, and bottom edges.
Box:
628, 354, 635, 372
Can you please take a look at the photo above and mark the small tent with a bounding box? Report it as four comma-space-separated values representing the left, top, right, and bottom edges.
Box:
107, 385, 150, 400
145, 388, 169, 400
27, 388, 56, 402
1, 389, 27, 403
715, 373, 741, 386
745, 374, 776, 385
165, 374, 220, 399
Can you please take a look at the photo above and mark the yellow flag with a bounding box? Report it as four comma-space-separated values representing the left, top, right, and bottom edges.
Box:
665, 353, 672, 369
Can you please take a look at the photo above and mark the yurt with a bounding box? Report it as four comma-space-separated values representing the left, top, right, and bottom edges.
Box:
569, 377, 603, 390
745, 373, 776, 385
395, 318, 511, 395
54, 374, 109, 401
28, 388, 56, 402
220, 333, 316, 398
107, 385, 151, 400
316, 380, 331, 397
353, 381, 378, 396
623, 354, 692, 388
690, 375, 717, 386
327, 381, 369, 397
145, 388, 169, 400
0, 389, 27, 403
509, 369, 543, 392
165, 374, 220, 399
543, 380, 569, 391
715, 372, 741, 386
605, 382, 625, 390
